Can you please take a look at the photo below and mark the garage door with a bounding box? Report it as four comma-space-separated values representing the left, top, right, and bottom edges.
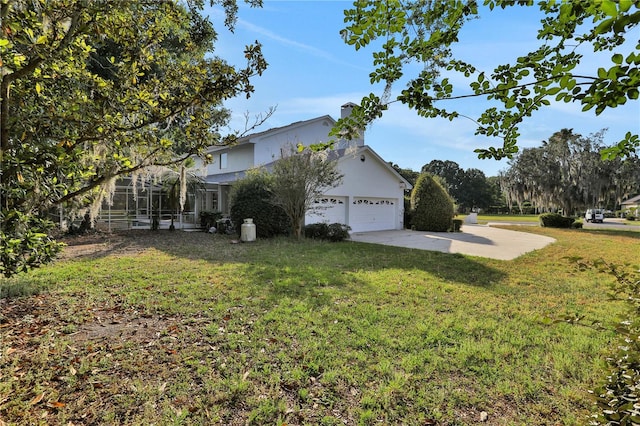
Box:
305, 196, 347, 225
351, 197, 397, 232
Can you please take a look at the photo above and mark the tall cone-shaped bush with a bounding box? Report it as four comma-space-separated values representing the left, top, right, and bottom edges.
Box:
410, 173, 454, 232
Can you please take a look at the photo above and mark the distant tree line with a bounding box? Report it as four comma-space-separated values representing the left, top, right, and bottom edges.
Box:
391, 160, 504, 214
392, 128, 640, 216
500, 129, 640, 215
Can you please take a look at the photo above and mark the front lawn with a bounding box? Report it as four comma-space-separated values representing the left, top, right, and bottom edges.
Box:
1, 227, 638, 425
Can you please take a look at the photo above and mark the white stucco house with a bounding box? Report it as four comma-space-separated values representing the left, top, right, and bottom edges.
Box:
192, 103, 412, 233
94, 103, 411, 232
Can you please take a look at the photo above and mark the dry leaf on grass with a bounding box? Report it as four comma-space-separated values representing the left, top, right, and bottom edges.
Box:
29, 392, 45, 406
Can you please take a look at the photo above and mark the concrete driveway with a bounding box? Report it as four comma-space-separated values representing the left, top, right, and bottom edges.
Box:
349, 225, 556, 260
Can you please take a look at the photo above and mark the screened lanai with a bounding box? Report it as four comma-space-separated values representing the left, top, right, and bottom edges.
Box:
96, 174, 222, 231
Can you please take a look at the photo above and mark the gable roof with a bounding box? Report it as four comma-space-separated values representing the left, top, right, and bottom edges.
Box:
204, 145, 412, 190
621, 194, 640, 205
206, 115, 336, 153
333, 145, 413, 190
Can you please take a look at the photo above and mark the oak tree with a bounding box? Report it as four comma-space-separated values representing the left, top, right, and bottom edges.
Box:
0, 0, 267, 276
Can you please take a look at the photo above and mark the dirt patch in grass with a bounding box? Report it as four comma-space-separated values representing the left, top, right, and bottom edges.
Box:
1, 293, 181, 354
57, 231, 135, 259
57, 229, 236, 261
71, 308, 177, 345
58, 230, 197, 258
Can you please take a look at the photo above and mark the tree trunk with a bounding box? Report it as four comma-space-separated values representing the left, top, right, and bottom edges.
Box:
294, 218, 303, 240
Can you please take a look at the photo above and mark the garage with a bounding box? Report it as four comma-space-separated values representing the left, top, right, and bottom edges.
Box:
305, 196, 347, 225
350, 197, 397, 232
301, 146, 411, 233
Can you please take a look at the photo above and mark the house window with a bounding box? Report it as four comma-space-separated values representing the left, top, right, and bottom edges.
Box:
219, 153, 227, 169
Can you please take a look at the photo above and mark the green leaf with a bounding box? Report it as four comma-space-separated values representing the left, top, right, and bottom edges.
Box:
600, 0, 618, 18
619, 0, 633, 12
597, 67, 608, 79
594, 17, 614, 35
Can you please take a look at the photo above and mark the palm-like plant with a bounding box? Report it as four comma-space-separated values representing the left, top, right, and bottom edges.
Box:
156, 163, 204, 231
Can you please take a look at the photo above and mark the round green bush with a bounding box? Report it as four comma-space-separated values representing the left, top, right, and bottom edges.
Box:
539, 213, 576, 228
410, 173, 454, 232
229, 170, 290, 238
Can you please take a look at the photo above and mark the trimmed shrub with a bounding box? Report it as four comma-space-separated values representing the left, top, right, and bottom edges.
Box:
304, 222, 328, 239
303, 222, 350, 242
539, 213, 576, 228
571, 220, 584, 229
451, 219, 463, 232
229, 170, 290, 238
326, 223, 351, 242
410, 173, 454, 232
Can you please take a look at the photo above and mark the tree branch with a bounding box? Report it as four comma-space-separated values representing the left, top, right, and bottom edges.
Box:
434, 74, 598, 102
51, 140, 207, 207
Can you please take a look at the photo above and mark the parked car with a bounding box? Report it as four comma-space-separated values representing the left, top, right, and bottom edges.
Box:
585, 208, 604, 223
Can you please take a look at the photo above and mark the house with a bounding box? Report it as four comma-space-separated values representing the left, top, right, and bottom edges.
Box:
93, 103, 411, 232
621, 194, 640, 216
193, 103, 412, 233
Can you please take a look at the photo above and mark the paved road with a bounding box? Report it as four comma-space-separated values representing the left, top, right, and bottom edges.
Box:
483, 218, 640, 232
582, 218, 640, 231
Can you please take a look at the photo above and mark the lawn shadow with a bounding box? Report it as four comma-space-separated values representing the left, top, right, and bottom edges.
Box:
345, 240, 507, 287
83, 230, 507, 290
53, 230, 506, 314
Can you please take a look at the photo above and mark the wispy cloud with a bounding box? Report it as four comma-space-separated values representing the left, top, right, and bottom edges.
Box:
238, 19, 326, 55
234, 18, 367, 71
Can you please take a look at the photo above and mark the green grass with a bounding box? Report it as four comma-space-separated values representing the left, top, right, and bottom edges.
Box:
1, 228, 639, 425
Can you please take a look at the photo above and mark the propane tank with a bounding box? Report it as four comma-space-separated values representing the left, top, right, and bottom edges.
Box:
240, 218, 256, 242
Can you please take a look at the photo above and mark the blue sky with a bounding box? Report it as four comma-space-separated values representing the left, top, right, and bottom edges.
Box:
206, 1, 640, 177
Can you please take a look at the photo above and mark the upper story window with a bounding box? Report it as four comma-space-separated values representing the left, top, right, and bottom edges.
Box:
220, 153, 228, 169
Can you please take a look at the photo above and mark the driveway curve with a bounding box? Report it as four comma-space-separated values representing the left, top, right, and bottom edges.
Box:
350, 224, 556, 260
